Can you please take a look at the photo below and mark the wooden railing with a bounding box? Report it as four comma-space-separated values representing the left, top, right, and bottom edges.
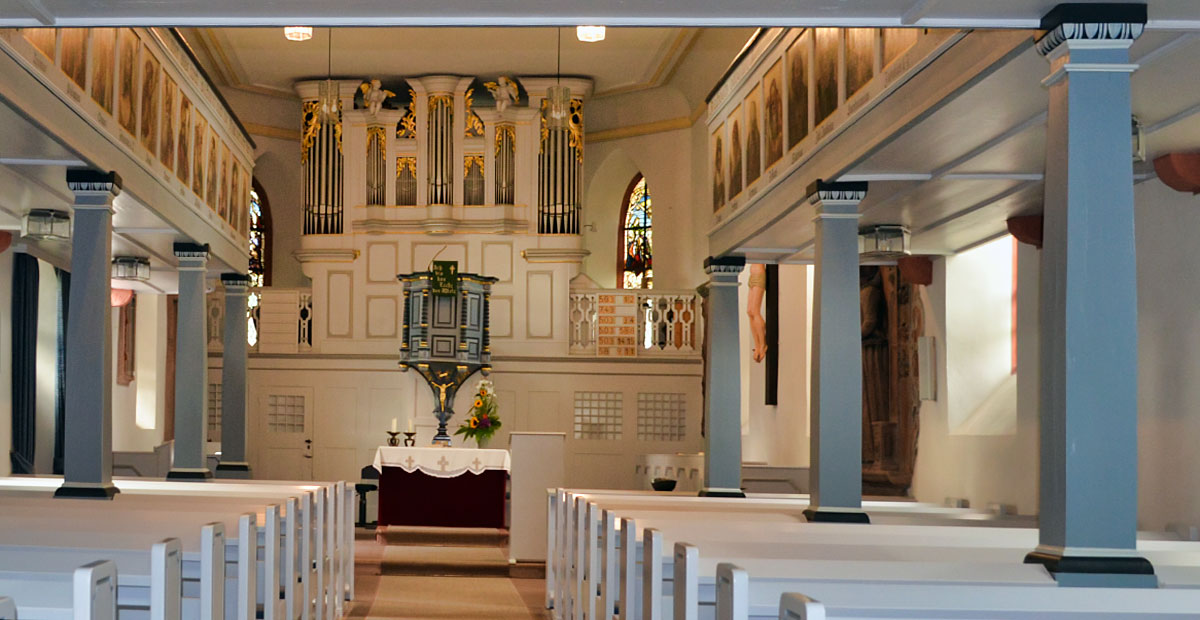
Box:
569, 289, 703, 357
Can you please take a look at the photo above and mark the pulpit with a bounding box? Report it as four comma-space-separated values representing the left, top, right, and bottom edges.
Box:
397, 265, 498, 444
373, 446, 510, 528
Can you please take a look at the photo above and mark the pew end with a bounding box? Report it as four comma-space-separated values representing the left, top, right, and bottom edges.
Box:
778, 594, 824, 620
673, 543, 699, 620
75, 559, 118, 620
151, 538, 183, 620
716, 564, 748, 620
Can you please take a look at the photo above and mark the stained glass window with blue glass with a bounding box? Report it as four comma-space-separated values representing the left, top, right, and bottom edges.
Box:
622, 176, 653, 289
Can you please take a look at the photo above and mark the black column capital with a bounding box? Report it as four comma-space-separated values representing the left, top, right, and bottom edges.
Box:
220, 273, 252, 286
66, 169, 122, 195
703, 255, 746, 276
1037, 4, 1147, 56
173, 242, 210, 260
806, 179, 869, 203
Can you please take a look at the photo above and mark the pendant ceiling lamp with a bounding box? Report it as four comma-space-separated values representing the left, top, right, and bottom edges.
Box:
284, 26, 312, 42
576, 26, 605, 42
546, 28, 570, 129
318, 28, 339, 126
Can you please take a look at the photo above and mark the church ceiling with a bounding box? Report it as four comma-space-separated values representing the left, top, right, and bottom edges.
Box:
180, 27, 699, 101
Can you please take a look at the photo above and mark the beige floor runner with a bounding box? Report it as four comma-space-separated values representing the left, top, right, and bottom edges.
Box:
363, 574, 535, 619
381, 543, 510, 577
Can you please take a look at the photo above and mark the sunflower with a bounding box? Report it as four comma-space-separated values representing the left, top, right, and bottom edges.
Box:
469, 417, 479, 428
473, 398, 484, 409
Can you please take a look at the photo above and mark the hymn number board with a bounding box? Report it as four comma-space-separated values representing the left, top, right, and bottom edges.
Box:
596, 293, 638, 357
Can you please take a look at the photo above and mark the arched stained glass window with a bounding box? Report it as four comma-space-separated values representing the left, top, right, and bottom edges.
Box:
247, 180, 271, 346
620, 174, 653, 289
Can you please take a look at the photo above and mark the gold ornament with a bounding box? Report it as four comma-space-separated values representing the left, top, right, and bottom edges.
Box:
300, 100, 320, 165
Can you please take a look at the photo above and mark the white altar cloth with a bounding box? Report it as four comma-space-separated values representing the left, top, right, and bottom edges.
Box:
372, 446, 511, 478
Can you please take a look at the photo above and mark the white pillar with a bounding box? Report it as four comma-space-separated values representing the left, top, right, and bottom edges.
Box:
55, 170, 121, 500
700, 256, 745, 497
804, 180, 869, 523
1026, 3, 1153, 587
168, 242, 211, 480
215, 273, 251, 479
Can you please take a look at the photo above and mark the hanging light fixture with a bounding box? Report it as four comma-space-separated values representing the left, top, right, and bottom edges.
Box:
318, 28, 339, 126
576, 26, 606, 43
546, 28, 571, 129
22, 209, 71, 241
111, 256, 151, 282
283, 27, 312, 42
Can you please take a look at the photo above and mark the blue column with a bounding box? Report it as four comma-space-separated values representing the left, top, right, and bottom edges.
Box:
168, 243, 212, 480
55, 170, 121, 499
1026, 4, 1153, 587
700, 256, 746, 497
804, 180, 869, 523
215, 273, 251, 479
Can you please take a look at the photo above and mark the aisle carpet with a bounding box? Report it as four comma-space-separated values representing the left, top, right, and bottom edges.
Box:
348, 526, 548, 619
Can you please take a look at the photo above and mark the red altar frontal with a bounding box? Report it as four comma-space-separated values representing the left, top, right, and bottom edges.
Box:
372, 446, 510, 529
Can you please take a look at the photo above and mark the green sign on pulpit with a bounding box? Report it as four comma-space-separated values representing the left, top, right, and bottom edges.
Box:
430, 260, 458, 297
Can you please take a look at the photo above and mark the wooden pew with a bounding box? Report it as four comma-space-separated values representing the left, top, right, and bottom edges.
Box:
616, 521, 1200, 620
568, 503, 1033, 620
771, 577, 1200, 620
681, 543, 1200, 620
0, 539, 180, 620
0, 479, 316, 620
552, 488, 1039, 620
0, 510, 239, 620
0, 559, 117, 620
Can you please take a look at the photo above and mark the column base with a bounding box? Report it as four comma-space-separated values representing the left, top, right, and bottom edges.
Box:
698, 487, 746, 498
54, 482, 119, 499
1025, 549, 1157, 588
166, 467, 213, 481
803, 507, 871, 524
214, 462, 253, 479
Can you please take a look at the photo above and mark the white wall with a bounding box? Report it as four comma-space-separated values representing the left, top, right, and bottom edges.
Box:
583, 126, 699, 290
34, 259, 57, 474
0, 247, 12, 477
112, 293, 167, 453
235, 356, 703, 488
218, 88, 306, 288
741, 264, 813, 468
911, 244, 1040, 515
944, 237, 1017, 434
1136, 178, 1200, 532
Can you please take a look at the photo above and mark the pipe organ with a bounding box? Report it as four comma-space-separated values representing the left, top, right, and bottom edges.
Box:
294, 75, 591, 235
298, 81, 354, 235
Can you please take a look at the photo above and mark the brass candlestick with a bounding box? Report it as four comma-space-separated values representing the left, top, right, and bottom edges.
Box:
386, 431, 401, 447
403, 432, 417, 447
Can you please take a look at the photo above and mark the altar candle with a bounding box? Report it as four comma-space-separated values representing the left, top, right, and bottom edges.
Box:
407, 418, 414, 433
391, 418, 397, 432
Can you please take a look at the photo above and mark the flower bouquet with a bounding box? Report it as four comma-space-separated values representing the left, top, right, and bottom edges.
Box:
454, 379, 501, 448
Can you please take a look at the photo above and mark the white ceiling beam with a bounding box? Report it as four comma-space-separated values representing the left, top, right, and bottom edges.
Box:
1132, 32, 1198, 66
15, 0, 56, 26
1146, 101, 1200, 134
930, 111, 1047, 179
952, 229, 1011, 254
914, 179, 1040, 236
0, 157, 86, 167
900, 0, 939, 26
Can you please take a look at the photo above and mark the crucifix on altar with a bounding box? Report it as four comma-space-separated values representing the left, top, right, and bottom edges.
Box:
396, 261, 498, 445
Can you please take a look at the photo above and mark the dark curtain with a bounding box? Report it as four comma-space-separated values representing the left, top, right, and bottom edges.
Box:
53, 268, 69, 475
10, 253, 38, 474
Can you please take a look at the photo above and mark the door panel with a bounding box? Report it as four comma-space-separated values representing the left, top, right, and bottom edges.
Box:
259, 388, 314, 481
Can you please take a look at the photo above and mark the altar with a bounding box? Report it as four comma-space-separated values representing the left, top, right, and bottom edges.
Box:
372, 446, 511, 528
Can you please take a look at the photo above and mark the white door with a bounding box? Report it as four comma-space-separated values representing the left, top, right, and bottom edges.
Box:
258, 387, 314, 481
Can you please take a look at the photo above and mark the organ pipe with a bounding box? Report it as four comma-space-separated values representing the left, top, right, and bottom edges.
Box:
301, 96, 344, 235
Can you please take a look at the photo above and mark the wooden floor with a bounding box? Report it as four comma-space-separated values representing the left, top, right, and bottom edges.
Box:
347, 526, 549, 619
